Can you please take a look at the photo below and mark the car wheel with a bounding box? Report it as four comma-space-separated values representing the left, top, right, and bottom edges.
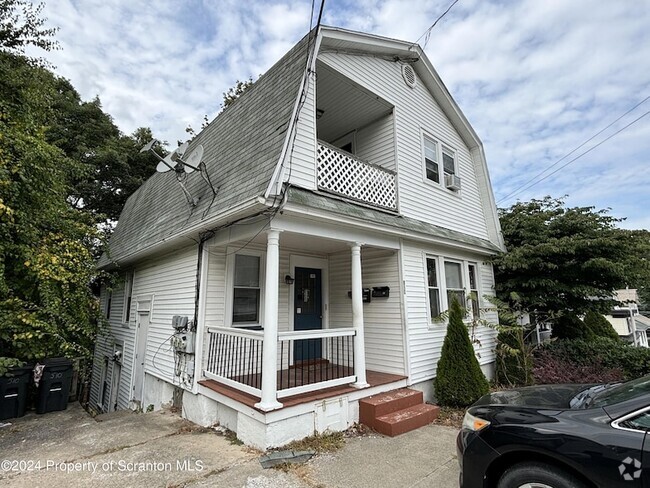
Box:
497, 462, 587, 488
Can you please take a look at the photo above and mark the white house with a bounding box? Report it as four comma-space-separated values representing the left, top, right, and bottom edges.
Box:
606, 289, 650, 347
91, 26, 505, 449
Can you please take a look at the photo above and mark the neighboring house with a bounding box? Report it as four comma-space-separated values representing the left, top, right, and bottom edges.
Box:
606, 289, 650, 347
90, 26, 505, 448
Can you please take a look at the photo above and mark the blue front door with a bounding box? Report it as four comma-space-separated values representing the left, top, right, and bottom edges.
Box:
294, 267, 322, 362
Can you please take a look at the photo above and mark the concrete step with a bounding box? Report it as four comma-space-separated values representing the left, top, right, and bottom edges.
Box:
359, 388, 423, 426
373, 404, 440, 437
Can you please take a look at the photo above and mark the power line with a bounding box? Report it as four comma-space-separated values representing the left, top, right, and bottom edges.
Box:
497, 95, 650, 204
411, 0, 460, 50
498, 108, 650, 205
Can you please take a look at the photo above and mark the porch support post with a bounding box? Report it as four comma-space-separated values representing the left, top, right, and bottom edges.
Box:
255, 229, 283, 411
351, 242, 369, 388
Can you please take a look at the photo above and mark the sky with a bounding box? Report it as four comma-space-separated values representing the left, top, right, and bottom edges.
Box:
28, 0, 650, 229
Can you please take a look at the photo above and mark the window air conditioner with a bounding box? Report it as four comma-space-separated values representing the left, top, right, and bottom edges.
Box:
445, 174, 462, 191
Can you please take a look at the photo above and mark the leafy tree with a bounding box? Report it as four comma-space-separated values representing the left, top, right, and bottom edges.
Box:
0, 50, 103, 374
584, 310, 620, 340
0, 0, 58, 54
222, 77, 255, 109
434, 298, 489, 407
493, 197, 633, 322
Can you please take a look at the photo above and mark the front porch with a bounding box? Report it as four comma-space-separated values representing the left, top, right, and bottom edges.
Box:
197, 216, 407, 415
199, 369, 406, 411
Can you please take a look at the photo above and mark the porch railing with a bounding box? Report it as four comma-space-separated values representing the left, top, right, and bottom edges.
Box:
205, 326, 264, 397
316, 141, 397, 211
277, 328, 356, 398
204, 326, 357, 401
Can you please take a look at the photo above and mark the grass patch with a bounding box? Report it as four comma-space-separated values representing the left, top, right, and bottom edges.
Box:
278, 431, 345, 454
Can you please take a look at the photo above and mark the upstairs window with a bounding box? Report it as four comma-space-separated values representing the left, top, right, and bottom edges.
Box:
424, 136, 439, 183
423, 133, 459, 191
233, 254, 261, 324
442, 145, 456, 176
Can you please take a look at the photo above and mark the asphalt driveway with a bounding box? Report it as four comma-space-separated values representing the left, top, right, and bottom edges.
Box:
0, 403, 459, 487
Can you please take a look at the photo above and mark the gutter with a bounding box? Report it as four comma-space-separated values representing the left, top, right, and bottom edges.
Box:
99, 197, 265, 270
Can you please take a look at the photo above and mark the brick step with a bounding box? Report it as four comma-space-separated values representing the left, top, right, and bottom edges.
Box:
359, 388, 423, 425
373, 403, 440, 437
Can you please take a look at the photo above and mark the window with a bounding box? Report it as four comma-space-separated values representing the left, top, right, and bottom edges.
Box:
424, 136, 439, 183
426, 258, 441, 318
468, 264, 480, 319
423, 133, 458, 189
442, 145, 456, 176
426, 256, 482, 325
105, 289, 112, 320
445, 261, 465, 309
233, 254, 261, 324
123, 271, 134, 324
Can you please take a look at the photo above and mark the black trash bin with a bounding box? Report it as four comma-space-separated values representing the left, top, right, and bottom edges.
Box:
36, 358, 73, 414
0, 365, 32, 421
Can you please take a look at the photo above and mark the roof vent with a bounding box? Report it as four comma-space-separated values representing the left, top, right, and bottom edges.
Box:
402, 64, 417, 88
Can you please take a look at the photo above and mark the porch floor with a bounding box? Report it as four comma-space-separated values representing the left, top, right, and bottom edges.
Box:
198, 370, 407, 411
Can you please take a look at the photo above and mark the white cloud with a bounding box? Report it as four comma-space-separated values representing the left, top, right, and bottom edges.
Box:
28, 0, 650, 229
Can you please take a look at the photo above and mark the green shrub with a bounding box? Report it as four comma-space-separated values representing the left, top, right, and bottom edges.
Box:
434, 298, 490, 407
584, 311, 620, 340
495, 328, 533, 386
551, 313, 593, 340
535, 337, 650, 381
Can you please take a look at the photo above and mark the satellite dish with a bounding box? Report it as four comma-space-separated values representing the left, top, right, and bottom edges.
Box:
182, 145, 204, 173
156, 152, 175, 173
177, 142, 189, 158
139, 139, 156, 153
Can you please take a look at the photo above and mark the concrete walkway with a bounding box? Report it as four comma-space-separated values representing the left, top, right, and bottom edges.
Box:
0, 404, 459, 487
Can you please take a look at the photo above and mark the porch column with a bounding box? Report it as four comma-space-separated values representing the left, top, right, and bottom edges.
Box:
351, 242, 369, 388
255, 229, 283, 411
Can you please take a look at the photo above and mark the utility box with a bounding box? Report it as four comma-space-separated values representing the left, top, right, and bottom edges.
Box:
36, 358, 73, 414
0, 365, 32, 421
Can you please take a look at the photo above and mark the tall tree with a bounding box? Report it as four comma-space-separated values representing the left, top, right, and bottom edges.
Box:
0, 0, 58, 54
0, 50, 102, 373
493, 197, 640, 324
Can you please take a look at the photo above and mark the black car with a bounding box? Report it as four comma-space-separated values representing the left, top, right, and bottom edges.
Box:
457, 375, 650, 487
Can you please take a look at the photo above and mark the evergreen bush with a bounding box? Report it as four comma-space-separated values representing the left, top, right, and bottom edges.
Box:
434, 298, 490, 407
551, 313, 593, 340
584, 311, 620, 340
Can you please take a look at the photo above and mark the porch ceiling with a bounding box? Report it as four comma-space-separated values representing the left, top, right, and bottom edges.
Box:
250, 231, 352, 254
316, 60, 393, 143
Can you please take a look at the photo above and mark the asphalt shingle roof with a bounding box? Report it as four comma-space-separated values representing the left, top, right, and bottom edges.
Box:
99, 33, 311, 268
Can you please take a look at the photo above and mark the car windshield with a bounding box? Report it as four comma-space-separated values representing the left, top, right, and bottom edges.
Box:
589, 375, 650, 408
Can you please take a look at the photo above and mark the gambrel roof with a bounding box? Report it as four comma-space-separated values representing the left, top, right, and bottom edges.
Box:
99, 33, 311, 268
100, 26, 503, 268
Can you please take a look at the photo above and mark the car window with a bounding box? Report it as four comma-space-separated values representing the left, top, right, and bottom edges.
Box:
622, 412, 650, 431
592, 375, 650, 407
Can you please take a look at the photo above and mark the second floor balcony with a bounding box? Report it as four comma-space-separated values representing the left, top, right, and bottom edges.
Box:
316, 140, 397, 211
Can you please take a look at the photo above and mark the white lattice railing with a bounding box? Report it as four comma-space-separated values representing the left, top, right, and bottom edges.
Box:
317, 141, 397, 210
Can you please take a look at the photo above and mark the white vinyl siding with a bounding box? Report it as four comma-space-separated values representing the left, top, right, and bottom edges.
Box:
134, 245, 198, 384
91, 280, 135, 411
355, 112, 396, 171
328, 249, 405, 375
401, 241, 497, 383
287, 71, 317, 190
318, 52, 490, 239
